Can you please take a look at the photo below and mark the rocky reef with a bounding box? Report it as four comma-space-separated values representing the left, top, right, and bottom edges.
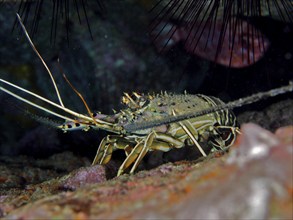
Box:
0, 1, 292, 219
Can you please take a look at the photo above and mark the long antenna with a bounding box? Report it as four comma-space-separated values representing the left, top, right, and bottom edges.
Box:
16, 13, 65, 108
0, 86, 74, 122
0, 78, 92, 122
124, 82, 293, 132
0, 14, 114, 128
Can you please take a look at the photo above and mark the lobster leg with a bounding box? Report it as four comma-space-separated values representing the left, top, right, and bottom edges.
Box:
95, 130, 206, 176
171, 109, 207, 157
117, 140, 144, 176
118, 132, 185, 176
129, 132, 156, 174
92, 135, 134, 165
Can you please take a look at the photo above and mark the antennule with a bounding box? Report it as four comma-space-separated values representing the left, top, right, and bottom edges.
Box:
62, 72, 100, 126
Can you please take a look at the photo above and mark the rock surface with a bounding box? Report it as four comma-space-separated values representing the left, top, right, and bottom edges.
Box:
0, 124, 292, 219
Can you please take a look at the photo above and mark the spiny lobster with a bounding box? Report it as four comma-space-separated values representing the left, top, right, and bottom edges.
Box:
0, 14, 292, 176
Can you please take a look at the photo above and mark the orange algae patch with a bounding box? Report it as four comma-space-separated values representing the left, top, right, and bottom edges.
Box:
182, 185, 193, 194
74, 211, 88, 220
167, 191, 183, 204
199, 170, 220, 181
275, 126, 293, 145
286, 184, 293, 198
196, 160, 233, 182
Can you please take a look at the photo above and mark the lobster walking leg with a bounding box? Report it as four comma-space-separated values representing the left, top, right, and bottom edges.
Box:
130, 132, 156, 174
172, 109, 207, 156
117, 140, 145, 176
117, 132, 186, 176
92, 135, 134, 165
